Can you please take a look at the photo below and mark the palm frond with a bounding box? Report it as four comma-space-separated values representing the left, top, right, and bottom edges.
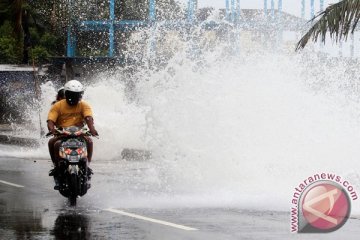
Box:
296, 0, 360, 51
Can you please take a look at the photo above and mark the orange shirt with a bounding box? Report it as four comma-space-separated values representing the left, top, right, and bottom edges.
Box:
47, 99, 93, 128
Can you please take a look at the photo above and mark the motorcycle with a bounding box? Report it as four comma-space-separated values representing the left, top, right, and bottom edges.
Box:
47, 126, 93, 206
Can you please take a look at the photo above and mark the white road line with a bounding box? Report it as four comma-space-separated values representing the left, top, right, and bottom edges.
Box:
105, 208, 198, 231
0, 180, 25, 188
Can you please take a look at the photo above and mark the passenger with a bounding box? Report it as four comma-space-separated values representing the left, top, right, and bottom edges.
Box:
51, 87, 65, 105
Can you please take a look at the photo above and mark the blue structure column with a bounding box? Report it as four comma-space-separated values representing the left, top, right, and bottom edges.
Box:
109, 0, 115, 57
301, 0, 305, 18
67, 27, 71, 57
264, 0, 268, 15
236, 0, 240, 24
235, 0, 241, 54
148, 0, 157, 59
149, 0, 156, 22
67, 26, 75, 57
278, 0, 282, 13
231, 0, 235, 22
271, 0, 275, 18
310, 0, 315, 18
277, 0, 283, 48
226, 0, 230, 21
277, 0, 282, 19
320, 0, 324, 11
67, 0, 75, 57
187, 0, 196, 23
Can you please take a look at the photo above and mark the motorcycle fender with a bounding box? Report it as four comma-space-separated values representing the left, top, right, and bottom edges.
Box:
68, 165, 79, 175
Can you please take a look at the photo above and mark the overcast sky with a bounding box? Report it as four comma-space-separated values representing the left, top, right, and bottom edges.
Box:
181, 0, 339, 18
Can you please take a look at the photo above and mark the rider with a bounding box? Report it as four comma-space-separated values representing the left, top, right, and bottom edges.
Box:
47, 80, 98, 189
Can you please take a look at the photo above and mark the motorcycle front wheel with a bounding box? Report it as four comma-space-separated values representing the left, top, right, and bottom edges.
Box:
69, 174, 78, 206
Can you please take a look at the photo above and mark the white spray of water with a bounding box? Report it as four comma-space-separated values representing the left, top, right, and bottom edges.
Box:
125, 50, 360, 210
2, 29, 360, 211
85, 78, 149, 159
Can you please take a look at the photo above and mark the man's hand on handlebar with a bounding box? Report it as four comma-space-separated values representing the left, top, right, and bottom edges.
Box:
47, 120, 56, 135
89, 128, 99, 137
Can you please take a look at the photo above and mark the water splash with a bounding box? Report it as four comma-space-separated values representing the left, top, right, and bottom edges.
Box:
2, 25, 360, 211
128, 49, 360, 210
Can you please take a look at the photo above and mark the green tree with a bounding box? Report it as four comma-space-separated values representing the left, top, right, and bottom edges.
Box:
0, 21, 20, 63
0, 0, 33, 63
0, 0, 66, 63
296, 0, 360, 50
0, 0, 185, 62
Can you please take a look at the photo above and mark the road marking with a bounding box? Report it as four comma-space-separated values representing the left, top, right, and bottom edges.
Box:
0, 180, 25, 188
105, 208, 198, 231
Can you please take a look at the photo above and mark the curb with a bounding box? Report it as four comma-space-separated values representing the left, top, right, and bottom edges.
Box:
0, 134, 40, 147
0, 134, 151, 161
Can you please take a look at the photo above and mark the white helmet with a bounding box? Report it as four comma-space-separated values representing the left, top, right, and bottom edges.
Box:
64, 80, 84, 92
64, 80, 84, 105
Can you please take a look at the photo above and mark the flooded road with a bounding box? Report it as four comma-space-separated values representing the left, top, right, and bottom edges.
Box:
1, 156, 360, 239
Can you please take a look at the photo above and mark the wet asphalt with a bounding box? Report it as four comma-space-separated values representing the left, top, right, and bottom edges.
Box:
1, 155, 360, 240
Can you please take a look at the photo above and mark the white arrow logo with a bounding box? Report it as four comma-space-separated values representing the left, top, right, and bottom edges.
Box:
303, 188, 339, 225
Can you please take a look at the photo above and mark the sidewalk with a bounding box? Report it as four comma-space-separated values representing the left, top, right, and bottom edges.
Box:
0, 124, 40, 146
0, 124, 151, 160
0, 124, 12, 132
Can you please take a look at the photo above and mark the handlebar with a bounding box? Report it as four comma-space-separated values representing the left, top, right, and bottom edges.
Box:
46, 128, 97, 138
